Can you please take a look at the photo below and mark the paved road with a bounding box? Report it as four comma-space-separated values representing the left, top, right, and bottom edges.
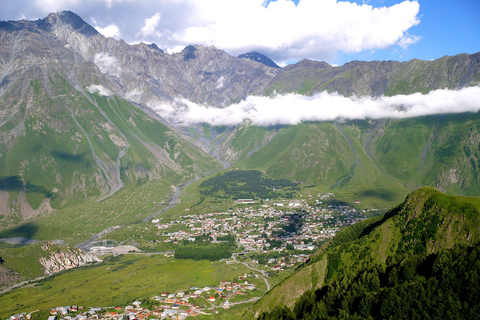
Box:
233, 255, 271, 291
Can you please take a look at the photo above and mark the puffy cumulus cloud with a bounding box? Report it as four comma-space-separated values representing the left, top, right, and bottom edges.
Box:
150, 86, 480, 126
138, 12, 162, 38
93, 53, 121, 77
1, 0, 421, 64
173, 0, 421, 63
86, 84, 111, 96
94, 24, 121, 38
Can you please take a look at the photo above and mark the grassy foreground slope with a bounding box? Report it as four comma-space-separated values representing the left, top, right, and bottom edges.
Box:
0, 254, 251, 319
251, 187, 480, 317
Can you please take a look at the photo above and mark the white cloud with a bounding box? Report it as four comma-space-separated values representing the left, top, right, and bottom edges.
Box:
33, 0, 82, 13
149, 86, 480, 126
4, 0, 422, 64
86, 84, 112, 96
138, 12, 162, 38
216, 76, 225, 89
94, 52, 121, 77
397, 33, 421, 49
94, 24, 121, 38
125, 89, 143, 102
171, 0, 421, 63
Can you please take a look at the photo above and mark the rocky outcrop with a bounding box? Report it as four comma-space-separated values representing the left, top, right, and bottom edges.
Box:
39, 242, 101, 275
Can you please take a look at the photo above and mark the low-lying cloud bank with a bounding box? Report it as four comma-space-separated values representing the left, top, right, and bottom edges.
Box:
86, 84, 111, 96
150, 86, 480, 126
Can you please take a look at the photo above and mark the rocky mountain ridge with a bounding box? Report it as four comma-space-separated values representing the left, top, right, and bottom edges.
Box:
0, 10, 221, 225
5, 11, 479, 109
238, 51, 281, 69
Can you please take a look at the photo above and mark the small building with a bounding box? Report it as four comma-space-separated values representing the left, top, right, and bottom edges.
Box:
235, 199, 255, 204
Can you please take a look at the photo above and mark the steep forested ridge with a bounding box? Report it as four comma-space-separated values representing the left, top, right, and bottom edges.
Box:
254, 187, 480, 319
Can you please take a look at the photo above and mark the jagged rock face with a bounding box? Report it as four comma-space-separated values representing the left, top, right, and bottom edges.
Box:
27, 11, 279, 107
0, 12, 222, 221
263, 54, 480, 97
238, 51, 281, 69
39, 242, 101, 275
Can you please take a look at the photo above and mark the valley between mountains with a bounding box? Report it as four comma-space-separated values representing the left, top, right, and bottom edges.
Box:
0, 10, 480, 320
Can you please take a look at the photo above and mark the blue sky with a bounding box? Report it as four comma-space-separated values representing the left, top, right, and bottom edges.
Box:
334, 0, 480, 65
0, 0, 479, 66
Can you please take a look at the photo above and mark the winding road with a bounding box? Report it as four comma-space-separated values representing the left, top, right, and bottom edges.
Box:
233, 255, 271, 291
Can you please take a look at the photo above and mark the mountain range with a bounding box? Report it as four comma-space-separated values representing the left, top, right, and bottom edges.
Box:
1, 10, 480, 320
1, 10, 480, 239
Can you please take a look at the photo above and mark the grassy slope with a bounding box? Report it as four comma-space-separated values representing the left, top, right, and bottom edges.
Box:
210, 111, 480, 209
250, 187, 480, 316
0, 71, 220, 240
0, 254, 251, 318
232, 122, 410, 208
0, 242, 52, 282
368, 113, 480, 196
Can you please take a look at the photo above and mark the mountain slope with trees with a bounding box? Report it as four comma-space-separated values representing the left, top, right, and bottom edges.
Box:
252, 187, 480, 318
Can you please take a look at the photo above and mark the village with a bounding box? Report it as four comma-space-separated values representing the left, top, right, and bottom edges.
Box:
8, 194, 379, 320
8, 275, 264, 320
152, 193, 374, 260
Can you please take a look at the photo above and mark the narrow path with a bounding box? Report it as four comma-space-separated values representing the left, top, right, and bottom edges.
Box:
0, 275, 48, 295
226, 297, 261, 306
233, 255, 271, 291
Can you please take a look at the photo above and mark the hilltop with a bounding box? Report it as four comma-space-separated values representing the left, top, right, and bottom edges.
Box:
253, 187, 480, 318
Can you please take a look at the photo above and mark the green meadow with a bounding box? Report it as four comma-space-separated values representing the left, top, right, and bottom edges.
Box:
0, 254, 251, 319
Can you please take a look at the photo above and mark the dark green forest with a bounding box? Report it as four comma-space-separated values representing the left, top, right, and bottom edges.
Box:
198, 170, 299, 200
259, 244, 480, 320
174, 234, 235, 261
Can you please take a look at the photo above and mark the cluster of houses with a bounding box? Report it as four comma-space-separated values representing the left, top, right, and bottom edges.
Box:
152, 197, 368, 258
8, 279, 260, 320
7, 194, 378, 320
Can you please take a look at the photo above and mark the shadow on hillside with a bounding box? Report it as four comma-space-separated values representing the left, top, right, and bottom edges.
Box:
50, 151, 88, 163
0, 176, 23, 191
0, 175, 53, 197
328, 199, 350, 206
358, 189, 395, 202
0, 223, 40, 240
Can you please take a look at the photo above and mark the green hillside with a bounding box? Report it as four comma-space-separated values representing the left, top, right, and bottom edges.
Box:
0, 69, 220, 238
0, 241, 98, 289
252, 187, 480, 318
193, 112, 480, 209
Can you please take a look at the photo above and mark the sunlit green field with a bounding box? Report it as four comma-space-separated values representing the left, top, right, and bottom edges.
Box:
0, 254, 251, 319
